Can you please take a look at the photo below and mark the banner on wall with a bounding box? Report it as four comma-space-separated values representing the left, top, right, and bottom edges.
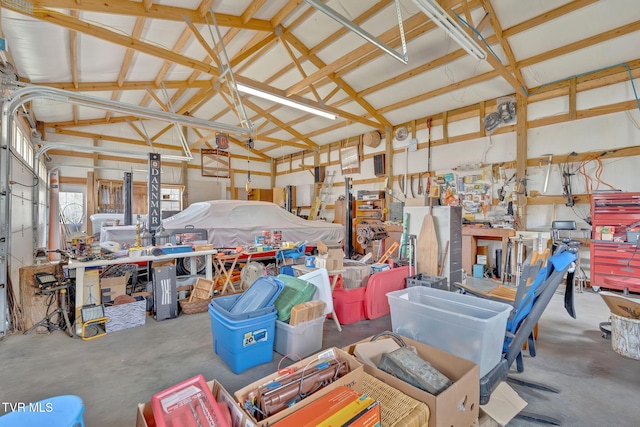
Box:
148, 153, 161, 232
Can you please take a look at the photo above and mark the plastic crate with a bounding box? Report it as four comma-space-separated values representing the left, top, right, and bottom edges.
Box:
208, 305, 277, 374
405, 274, 448, 291
332, 287, 366, 325
274, 316, 325, 359
387, 286, 512, 377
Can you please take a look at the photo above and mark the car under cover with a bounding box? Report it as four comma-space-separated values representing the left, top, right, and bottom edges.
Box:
100, 200, 344, 248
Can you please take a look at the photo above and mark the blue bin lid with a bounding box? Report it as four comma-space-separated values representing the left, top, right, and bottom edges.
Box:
227, 276, 284, 315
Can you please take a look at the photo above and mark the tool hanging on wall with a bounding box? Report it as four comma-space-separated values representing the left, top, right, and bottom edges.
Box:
398, 174, 405, 195
497, 173, 516, 202
417, 173, 424, 195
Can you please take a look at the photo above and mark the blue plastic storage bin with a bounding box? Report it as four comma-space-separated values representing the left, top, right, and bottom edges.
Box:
228, 276, 284, 315
208, 304, 277, 374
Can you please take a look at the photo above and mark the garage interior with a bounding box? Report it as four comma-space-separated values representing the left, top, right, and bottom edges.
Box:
0, 1, 639, 426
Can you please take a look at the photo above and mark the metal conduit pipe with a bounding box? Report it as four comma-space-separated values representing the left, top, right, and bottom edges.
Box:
1, 85, 252, 265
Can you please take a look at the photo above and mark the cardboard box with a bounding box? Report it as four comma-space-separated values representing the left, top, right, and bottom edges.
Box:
595, 225, 615, 241
136, 379, 253, 427
345, 336, 479, 427
234, 347, 364, 426
100, 274, 129, 303
273, 386, 364, 426
317, 241, 344, 271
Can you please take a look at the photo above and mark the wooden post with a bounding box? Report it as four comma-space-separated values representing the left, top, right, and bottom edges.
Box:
86, 171, 95, 236
385, 126, 393, 213
516, 93, 528, 228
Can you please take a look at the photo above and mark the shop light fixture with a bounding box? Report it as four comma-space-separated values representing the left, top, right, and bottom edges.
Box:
236, 83, 337, 120
412, 0, 486, 61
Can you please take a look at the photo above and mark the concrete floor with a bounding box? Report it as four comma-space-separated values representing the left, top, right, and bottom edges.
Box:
0, 288, 639, 426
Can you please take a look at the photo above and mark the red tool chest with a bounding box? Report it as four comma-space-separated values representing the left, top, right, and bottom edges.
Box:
590, 191, 640, 293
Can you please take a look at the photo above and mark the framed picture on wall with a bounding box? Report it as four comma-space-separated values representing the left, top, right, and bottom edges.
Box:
340, 144, 360, 174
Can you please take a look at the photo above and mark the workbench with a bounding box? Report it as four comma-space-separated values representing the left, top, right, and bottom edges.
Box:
462, 227, 515, 281
68, 249, 216, 335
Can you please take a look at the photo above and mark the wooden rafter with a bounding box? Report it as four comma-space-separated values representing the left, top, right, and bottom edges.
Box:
286, 13, 428, 96
28, 8, 220, 76
107, 17, 146, 121
30, 1, 273, 31
478, 0, 527, 91
142, 0, 153, 13
282, 32, 390, 128
242, 98, 318, 149
518, 19, 640, 70
278, 37, 322, 103
69, 10, 79, 89
308, 0, 392, 57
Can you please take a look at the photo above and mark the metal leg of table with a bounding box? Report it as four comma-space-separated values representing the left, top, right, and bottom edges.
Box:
74, 267, 85, 336
205, 254, 213, 280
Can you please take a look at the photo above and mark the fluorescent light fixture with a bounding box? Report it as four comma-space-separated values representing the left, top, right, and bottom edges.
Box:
412, 0, 486, 61
304, 0, 408, 65
236, 83, 337, 120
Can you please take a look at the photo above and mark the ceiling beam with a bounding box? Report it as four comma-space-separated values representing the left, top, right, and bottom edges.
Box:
479, 0, 527, 91
29, 1, 273, 31
242, 98, 318, 149
502, 0, 599, 39
69, 10, 79, 89
286, 13, 428, 96
518, 19, 640, 70
278, 37, 322, 103
29, 7, 220, 76
106, 17, 146, 121
282, 32, 391, 128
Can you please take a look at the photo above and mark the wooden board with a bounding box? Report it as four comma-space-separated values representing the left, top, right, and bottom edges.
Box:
600, 291, 640, 319
289, 300, 326, 326
19, 263, 58, 332
417, 210, 439, 276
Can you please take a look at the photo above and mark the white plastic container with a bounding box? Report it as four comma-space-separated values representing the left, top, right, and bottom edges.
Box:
274, 316, 325, 360
387, 286, 512, 377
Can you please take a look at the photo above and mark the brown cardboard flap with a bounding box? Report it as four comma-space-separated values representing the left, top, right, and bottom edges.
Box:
234, 347, 363, 427
480, 383, 526, 426
346, 335, 479, 427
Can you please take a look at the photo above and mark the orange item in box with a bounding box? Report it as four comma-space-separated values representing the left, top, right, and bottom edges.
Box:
318, 396, 379, 427
273, 386, 363, 427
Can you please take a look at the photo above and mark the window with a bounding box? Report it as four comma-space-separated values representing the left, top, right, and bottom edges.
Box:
161, 186, 182, 216
59, 191, 85, 233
